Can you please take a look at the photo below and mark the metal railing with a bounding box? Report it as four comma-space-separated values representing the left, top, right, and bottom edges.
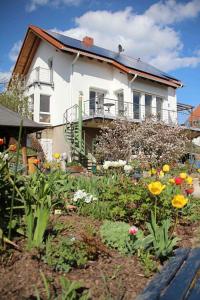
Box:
83, 98, 178, 125
26, 67, 53, 87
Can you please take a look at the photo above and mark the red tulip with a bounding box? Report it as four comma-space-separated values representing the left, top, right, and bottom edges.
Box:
0, 138, 4, 145
185, 188, 194, 195
175, 177, 183, 185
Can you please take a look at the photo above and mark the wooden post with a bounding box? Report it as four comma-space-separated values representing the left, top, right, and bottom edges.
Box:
21, 129, 28, 175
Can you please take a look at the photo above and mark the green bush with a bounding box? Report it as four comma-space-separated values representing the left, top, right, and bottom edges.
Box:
43, 236, 88, 272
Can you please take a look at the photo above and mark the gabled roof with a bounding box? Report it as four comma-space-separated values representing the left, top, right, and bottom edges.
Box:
0, 104, 46, 132
12, 25, 182, 88
189, 105, 200, 122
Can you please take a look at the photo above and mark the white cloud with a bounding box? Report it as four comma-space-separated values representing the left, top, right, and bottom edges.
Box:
0, 71, 11, 83
52, 2, 200, 72
145, 0, 200, 25
9, 40, 22, 62
26, 0, 81, 12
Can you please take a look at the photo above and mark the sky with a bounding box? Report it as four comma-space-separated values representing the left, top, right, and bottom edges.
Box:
0, 0, 200, 108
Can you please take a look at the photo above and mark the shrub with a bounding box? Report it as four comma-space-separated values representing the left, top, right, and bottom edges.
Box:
96, 118, 188, 166
43, 236, 89, 272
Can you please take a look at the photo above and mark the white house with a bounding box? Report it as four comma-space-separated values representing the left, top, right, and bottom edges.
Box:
12, 25, 183, 162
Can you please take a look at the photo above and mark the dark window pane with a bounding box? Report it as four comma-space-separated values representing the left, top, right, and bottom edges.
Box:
40, 95, 50, 113
89, 91, 96, 114
145, 94, 152, 117
133, 92, 140, 119
156, 97, 163, 120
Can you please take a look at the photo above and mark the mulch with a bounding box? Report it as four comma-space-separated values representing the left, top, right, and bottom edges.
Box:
0, 214, 199, 300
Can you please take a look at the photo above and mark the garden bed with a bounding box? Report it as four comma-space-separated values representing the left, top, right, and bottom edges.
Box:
0, 214, 199, 300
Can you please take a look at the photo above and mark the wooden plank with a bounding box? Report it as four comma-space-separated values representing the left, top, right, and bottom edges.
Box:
160, 248, 200, 300
136, 248, 190, 300
187, 275, 200, 300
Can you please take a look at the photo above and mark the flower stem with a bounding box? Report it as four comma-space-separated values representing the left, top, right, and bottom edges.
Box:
171, 210, 179, 238
154, 196, 157, 223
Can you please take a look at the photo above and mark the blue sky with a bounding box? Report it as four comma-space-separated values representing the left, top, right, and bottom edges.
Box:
1, 0, 200, 109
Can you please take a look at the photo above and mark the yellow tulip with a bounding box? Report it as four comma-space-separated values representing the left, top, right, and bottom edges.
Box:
179, 172, 187, 179
169, 178, 175, 184
163, 164, 170, 172
148, 181, 166, 196
198, 169, 200, 173
186, 176, 193, 185
150, 168, 157, 175
172, 194, 188, 208
53, 153, 60, 159
159, 171, 164, 178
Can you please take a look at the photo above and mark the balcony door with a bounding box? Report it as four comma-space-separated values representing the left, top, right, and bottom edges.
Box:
133, 92, 140, 119
89, 90, 105, 115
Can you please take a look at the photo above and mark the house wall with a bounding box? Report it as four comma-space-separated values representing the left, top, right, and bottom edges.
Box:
25, 40, 178, 159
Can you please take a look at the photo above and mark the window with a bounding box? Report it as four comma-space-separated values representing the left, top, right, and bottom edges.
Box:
89, 90, 105, 115
145, 94, 152, 118
156, 97, 163, 120
133, 92, 140, 119
39, 95, 50, 123
117, 91, 124, 116
29, 94, 34, 120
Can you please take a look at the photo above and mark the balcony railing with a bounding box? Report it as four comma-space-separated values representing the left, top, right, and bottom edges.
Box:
26, 67, 53, 87
83, 98, 178, 125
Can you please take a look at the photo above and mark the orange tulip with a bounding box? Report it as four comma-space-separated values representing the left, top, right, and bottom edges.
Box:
33, 159, 40, 165
9, 144, 17, 152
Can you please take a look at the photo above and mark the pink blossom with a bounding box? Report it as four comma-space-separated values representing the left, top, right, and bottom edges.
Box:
129, 226, 138, 235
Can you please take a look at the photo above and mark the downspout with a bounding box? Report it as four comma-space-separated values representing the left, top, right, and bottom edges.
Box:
70, 52, 80, 109
129, 74, 138, 120
129, 73, 138, 85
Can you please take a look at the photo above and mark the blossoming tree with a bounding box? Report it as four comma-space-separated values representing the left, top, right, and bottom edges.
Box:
95, 118, 188, 166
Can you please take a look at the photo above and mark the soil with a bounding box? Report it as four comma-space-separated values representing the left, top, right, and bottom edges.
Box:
0, 214, 199, 300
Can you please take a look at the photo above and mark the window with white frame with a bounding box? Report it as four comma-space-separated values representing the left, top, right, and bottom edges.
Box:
133, 92, 141, 119
39, 94, 51, 123
145, 94, 152, 118
89, 89, 105, 115
156, 96, 163, 120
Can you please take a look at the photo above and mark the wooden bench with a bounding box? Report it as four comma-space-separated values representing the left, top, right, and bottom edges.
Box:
136, 248, 200, 300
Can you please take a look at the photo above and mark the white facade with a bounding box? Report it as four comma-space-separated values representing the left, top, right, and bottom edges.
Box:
25, 40, 178, 159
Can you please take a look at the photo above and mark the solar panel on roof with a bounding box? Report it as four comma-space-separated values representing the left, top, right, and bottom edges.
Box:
45, 29, 179, 82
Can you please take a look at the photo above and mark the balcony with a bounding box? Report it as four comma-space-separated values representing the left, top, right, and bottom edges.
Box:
26, 67, 53, 87
82, 98, 178, 125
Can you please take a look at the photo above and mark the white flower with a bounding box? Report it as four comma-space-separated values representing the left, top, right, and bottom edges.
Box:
124, 165, 133, 173
3, 154, 9, 161
103, 164, 109, 170
118, 160, 126, 167
85, 195, 93, 203
73, 189, 87, 201
103, 161, 111, 169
